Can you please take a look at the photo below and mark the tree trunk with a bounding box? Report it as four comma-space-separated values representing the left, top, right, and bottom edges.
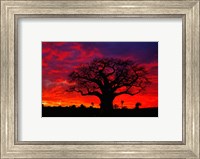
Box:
100, 96, 114, 113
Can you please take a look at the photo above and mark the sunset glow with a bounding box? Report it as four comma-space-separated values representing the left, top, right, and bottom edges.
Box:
42, 42, 158, 109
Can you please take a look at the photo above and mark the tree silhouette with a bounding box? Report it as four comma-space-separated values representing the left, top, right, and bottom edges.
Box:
67, 58, 150, 112
135, 102, 142, 109
121, 100, 124, 107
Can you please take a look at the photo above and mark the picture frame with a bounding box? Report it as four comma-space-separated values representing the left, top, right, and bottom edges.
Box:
0, 0, 199, 158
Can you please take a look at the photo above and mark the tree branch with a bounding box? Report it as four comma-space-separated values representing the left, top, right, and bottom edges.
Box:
114, 89, 142, 97
67, 88, 102, 97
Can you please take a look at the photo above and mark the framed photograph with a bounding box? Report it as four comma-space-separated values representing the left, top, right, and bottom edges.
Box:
1, 0, 199, 158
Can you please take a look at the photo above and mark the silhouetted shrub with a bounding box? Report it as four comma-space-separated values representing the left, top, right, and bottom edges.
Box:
135, 102, 142, 109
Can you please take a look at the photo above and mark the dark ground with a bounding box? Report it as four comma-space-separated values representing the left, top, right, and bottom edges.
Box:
42, 106, 158, 117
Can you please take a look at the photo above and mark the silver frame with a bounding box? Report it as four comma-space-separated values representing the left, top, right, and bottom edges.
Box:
1, 0, 199, 158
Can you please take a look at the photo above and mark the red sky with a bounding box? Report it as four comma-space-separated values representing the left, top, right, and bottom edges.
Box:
42, 42, 158, 109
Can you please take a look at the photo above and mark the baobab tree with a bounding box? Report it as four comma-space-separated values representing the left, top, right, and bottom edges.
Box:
67, 58, 150, 112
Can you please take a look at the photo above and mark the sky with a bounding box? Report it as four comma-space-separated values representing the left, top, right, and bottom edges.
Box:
42, 42, 158, 109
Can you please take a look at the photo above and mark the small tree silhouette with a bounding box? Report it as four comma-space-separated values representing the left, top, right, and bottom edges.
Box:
67, 57, 150, 113
135, 102, 142, 109
70, 105, 76, 109
121, 100, 124, 107
80, 104, 86, 109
